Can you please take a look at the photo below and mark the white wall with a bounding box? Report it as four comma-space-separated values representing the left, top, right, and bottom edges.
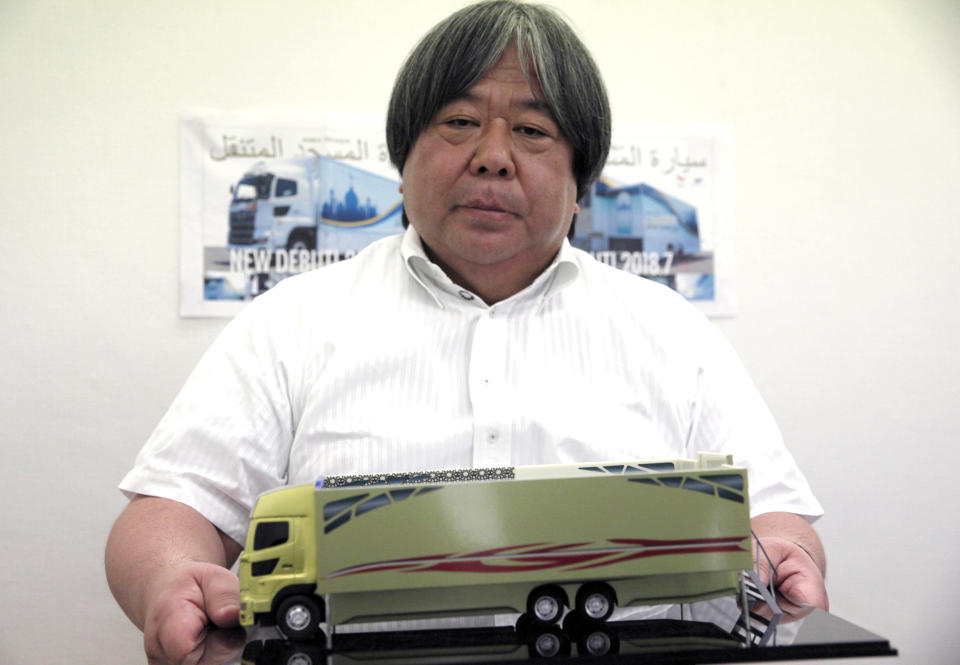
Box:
1, 1, 957, 663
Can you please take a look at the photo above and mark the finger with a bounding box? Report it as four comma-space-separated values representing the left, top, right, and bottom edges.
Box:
199, 568, 241, 628
147, 604, 209, 665
775, 566, 829, 613
752, 543, 786, 587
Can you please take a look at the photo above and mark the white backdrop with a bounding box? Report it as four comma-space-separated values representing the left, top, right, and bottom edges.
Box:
1, 1, 957, 663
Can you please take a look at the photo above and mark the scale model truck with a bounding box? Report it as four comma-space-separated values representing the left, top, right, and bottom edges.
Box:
238, 453, 764, 640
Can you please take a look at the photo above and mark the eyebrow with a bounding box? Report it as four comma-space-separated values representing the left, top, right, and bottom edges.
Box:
447, 91, 552, 115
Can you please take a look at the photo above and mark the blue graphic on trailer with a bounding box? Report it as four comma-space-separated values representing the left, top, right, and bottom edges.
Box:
317, 158, 403, 228
313, 157, 402, 253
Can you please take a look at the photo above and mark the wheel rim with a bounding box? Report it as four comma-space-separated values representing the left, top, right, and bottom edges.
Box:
584, 631, 612, 655
534, 595, 560, 622
583, 592, 611, 619
534, 633, 561, 657
285, 604, 312, 631
287, 655, 312, 665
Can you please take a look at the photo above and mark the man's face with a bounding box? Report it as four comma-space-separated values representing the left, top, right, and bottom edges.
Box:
400, 45, 579, 298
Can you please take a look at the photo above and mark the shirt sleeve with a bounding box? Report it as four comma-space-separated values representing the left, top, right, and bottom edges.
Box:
118, 293, 301, 544
686, 321, 824, 521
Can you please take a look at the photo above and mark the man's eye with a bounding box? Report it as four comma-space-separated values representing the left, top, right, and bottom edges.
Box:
444, 118, 475, 128
517, 125, 548, 138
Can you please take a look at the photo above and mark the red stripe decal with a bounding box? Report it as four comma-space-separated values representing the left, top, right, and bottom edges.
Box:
325, 536, 747, 579
570, 545, 745, 571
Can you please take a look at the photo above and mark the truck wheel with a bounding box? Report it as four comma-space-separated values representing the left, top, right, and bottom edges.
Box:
575, 583, 615, 622
276, 595, 322, 640
286, 231, 315, 252
283, 647, 320, 665
527, 585, 566, 624
285, 652, 316, 665
578, 628, 619, 656
526, 626, 570, 658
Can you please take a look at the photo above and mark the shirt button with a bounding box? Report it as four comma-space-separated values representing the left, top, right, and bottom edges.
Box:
458, 290, 474, 300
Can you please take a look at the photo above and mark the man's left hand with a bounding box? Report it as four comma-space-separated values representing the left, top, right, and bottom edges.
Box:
751, 512, 829, 621
755, 535, 828, 620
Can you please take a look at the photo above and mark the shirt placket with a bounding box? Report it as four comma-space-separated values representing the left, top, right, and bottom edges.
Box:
468, 303, 512, 468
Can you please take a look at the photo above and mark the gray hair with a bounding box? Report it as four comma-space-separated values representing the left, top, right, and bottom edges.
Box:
386, 0, 611, 204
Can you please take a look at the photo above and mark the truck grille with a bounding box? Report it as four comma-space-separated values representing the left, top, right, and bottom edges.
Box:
229, 210, 256, 244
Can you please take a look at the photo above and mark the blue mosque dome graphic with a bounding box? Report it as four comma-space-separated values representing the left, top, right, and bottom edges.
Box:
323, 175, 379, 223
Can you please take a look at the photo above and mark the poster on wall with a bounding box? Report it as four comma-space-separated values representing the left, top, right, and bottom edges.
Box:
580, 124, 735, 317
180, 111, 734, 317
179, 109, 402, 317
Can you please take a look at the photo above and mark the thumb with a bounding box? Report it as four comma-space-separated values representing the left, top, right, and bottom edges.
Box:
198, 566, 240, 627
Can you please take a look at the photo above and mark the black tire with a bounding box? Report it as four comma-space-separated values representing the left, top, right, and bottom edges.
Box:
282, 644, 325, 665
526, 625, 571, 658
526, 585, 566, 624
515, 612, 532, 633
562, 609, 585, 635
575, 582, 616, 622
578, 627, 620, 656
284, 649, 317, 665
275, 595, 323, 640
286, 230, 315, 252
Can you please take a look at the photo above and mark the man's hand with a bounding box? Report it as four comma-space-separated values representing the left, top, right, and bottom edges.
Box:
142, 560, 241, 665
106, 496, 244, 665
754, 535, 828, 620
751, 512, 828, 622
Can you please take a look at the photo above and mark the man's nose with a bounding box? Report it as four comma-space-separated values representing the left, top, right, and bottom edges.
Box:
469, 122, 515, 178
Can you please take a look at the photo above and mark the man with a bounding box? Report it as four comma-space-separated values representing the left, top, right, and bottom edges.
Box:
106, 2, 827, 663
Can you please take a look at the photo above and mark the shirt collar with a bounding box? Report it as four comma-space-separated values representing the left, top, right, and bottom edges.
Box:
400, 225, 580, 311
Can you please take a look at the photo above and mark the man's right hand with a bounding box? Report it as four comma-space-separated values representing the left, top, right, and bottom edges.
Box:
143, 560, 241, 665
105, 496, 245, 665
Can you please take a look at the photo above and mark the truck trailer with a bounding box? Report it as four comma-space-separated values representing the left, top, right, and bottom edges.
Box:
238, 454, 768, 641
227, 155, 403, 257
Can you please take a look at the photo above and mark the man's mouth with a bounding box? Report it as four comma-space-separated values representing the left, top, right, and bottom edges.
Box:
456, 196, 517, 221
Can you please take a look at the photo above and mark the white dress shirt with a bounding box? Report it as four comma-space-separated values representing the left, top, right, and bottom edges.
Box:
120, 227, 822, 544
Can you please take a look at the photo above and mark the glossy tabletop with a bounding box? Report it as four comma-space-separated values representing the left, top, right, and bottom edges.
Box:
219, 607, 896, 664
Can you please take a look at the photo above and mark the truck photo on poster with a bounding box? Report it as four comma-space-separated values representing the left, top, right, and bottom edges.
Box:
179, 111, 734, 317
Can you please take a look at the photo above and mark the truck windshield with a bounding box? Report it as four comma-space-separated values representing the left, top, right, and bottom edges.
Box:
233, 174, 273, 202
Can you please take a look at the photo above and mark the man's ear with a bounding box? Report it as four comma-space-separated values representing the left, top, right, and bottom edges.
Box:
567, 212, 578, 240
